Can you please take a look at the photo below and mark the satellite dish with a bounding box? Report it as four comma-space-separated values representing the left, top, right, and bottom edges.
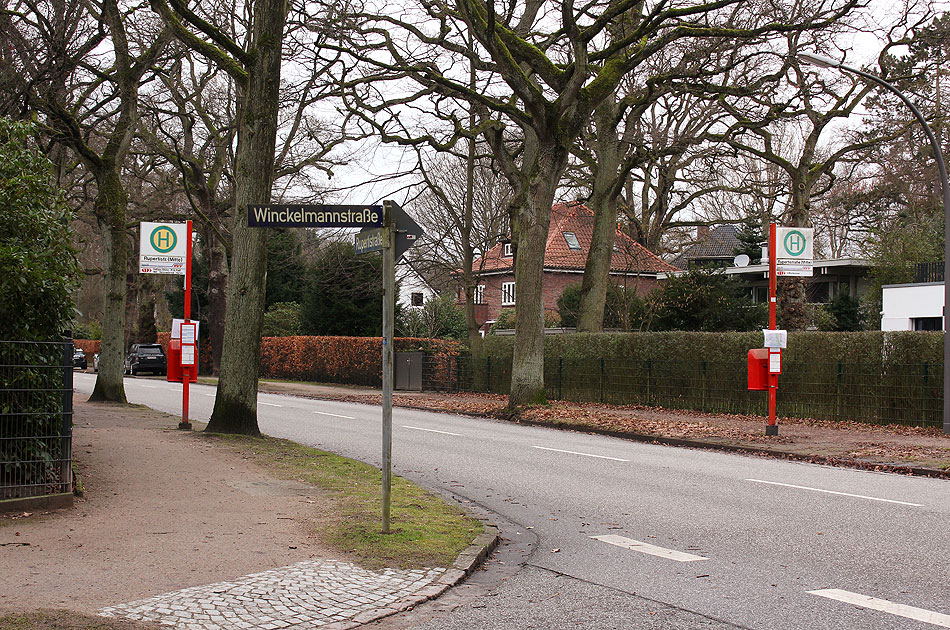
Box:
734, 254, 751, 268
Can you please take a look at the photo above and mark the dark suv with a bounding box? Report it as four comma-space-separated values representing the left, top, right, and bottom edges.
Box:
125, 344, 167, 376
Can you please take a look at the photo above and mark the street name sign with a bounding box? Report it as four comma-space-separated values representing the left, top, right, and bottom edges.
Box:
354, 227, 390, 254
247, 204, 383, 228
140, 222, 188, 274
775, 227, 813, 277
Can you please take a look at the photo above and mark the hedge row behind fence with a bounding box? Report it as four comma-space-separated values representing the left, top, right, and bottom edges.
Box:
259, 336, 462, 387
458, 331, 944, 428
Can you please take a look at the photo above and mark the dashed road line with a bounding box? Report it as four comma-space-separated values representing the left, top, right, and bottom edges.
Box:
746, 479, 924, 507
402, 425, 462, 436
532, 446, 628, 462
808, 589, 950, 627
591, 534, 708, 562
314, 411, 355, 419
258, 402, 283, 407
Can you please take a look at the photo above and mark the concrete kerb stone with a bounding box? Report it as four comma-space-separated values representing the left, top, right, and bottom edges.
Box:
372, 520, 500, 620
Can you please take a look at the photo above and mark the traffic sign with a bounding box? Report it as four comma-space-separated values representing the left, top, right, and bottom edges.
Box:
140, 222, 188, 274
775, 227, 813, 277
387, 201, 424, 260
247, 204, 383, 228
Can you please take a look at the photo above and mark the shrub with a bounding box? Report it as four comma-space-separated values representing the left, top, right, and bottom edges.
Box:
651, 266, 766, 331
263, 302, 302, 337
0, 118, 79, 341
397, 294, 467, 340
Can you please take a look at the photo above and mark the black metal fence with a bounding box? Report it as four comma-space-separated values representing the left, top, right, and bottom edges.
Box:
913, 261, 945, 283
0, 340, 73, 500
423, 355, 943, 428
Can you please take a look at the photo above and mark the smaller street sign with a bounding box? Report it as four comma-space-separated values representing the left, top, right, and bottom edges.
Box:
354, 227, 390, 255
140, 222, 188, 275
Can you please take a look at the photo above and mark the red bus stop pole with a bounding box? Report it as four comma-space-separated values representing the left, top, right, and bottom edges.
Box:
179, 220, 193, 431
767, 223, 778, 436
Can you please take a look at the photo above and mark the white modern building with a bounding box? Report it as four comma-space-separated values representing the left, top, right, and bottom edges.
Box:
881, 282, 944, 331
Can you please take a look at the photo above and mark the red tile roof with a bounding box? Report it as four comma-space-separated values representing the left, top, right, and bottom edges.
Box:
473, 202, 676, 275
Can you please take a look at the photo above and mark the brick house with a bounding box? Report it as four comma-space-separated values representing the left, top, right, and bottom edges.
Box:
460, 202, 676, 331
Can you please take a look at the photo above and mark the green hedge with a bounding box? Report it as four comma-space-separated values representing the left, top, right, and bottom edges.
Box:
468, 332, 944, 427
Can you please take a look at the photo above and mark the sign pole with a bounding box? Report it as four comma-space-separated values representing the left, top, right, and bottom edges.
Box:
767, 223, 778, 436
381, 202, 394, 534
179, 220, 193, 431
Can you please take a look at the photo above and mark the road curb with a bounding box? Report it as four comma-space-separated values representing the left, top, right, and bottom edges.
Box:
341, 519, 500, 628
494, 415, 950, 480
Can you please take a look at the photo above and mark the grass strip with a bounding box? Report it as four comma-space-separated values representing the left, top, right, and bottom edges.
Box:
202, 432, 483, 571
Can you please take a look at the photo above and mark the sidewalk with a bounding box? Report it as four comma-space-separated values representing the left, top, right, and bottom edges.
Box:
0, 397, 495, 629
251, 379, 950, 476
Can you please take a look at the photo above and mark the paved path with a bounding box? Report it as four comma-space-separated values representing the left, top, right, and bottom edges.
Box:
99, 561, 449, 630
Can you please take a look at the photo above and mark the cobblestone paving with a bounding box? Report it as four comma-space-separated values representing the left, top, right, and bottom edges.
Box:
98, 560, 448, 629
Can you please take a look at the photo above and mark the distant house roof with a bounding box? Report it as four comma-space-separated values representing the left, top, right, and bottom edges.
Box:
472, 202, 676, 275
670, 225, 743, 269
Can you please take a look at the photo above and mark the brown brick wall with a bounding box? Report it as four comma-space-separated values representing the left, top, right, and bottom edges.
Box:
463, 271, 661, 326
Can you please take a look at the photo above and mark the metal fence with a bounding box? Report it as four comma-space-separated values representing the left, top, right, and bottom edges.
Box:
913, 261, 944, 283
423, 355, 944, 428
0, 340, 74, 500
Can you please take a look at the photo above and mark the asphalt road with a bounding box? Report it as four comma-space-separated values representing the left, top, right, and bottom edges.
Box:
73, 373, 950, 629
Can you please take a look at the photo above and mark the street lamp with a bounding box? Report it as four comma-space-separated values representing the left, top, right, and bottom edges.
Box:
799, 52, 950, 434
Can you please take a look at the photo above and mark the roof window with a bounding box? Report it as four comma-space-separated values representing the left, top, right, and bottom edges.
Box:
563, 232, 581, 250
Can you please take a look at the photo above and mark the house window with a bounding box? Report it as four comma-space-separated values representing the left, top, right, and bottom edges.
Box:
411, 292, 424, 307
563, 232, 581, 250
914, 317, 943, 331
503, 243, 513, 257
474, 285, 485, 305
501, 281, 516, 306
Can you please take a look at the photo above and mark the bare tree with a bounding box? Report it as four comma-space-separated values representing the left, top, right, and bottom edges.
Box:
0, 0, 171, 402
405, 150, 510, 344
338, 0, 860, 408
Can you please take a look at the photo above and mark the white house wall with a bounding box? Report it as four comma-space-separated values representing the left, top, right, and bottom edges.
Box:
396, 266, 436, 308
880, 282, 944, 331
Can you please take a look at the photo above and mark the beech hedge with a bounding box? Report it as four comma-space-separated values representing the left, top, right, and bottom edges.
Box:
259, 336, 462, 386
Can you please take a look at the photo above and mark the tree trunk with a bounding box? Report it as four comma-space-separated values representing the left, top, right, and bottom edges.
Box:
89, 166, 128, 403
508, 170, 559, 409
205, 230, 229, 375
780, 170, 813, 331
206, 0, 286, 436
577, 102, 623, 333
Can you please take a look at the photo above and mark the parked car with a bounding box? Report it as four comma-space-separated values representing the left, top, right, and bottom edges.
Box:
93, 352, 100, 372
73, 349, 87, 370
125, 344, 167, 376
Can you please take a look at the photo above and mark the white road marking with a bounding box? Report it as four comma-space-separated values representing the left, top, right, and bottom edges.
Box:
591, 535, 708, 562
314, 411, 355, 420
532, 446, 628, 462
746, 479, 923, 507
258, 402, 283, 407
201, 393, 215, 397
808, 589, 950, 627
138, 384, 158, 389
402, 425, 462, 436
